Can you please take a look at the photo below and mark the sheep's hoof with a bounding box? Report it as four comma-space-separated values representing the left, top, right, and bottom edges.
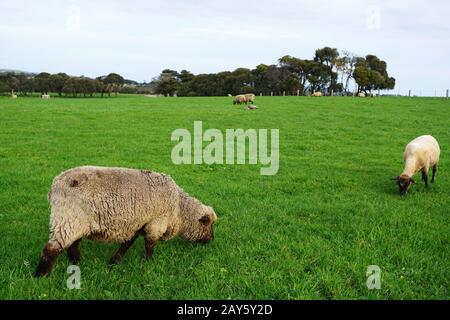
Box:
34, 266, 51, 277
69, 257, 80, 265
68, 253, 81, 265
34, 270, 49, 278
34, 259, 53, 277
145, 255, 153, 261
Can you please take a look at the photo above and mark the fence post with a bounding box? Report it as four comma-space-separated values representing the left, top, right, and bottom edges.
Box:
297, 89, 300, 96
270, 91, 273, 96
446, 89, 449, 100
408, 90, 411, 97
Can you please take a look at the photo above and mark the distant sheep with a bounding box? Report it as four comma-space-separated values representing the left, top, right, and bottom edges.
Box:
312, 91, 322, 97
393, 135, 440, 195
42, 94, 50, 99
245, 104, 258, 110
34, 166, 217, 277
358, 92, 366, 97
233, 94, 246, 105
11, 94, 17, 99
244, 93, 255, 103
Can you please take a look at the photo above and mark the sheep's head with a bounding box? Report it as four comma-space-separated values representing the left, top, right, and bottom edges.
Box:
394, 175, 415, 195
180, 196, 217, 243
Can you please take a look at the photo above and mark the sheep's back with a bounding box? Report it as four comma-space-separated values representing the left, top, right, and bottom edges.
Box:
49, 166, 180, 242
404, 135, 440, 166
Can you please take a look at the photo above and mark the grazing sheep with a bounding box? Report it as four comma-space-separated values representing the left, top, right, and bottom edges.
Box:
42, 94, 50, 99
312, 91, 322, 97
245, 104, 258, 110
233, 94, 246, 105
34, 166, 217, 277
358, 92, 366, 97
393, 135, 440, 195
244, 93, 255, 103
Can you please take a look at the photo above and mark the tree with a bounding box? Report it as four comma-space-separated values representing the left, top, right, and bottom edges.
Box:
34, 72, 52, 94
336, 51, 358, 94
0, 73, 19, 94
98, 73, 125, 96
178, 70, 195, 83
314, 47, 339, 94
20, 76, 35, 95
228, 68, 254, 95
62, 77, 79, 97
252, 64, 270, 94
50, 73, 70, 96
154, 69, 180, 96
307, 62, 332, 93
354, 55, 395, 93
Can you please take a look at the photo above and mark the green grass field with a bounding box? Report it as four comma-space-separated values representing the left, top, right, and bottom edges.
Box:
0, 95, 448, 299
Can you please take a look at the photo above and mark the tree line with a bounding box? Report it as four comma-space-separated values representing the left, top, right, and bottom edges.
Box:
0, 72, 128, 97
0, 47, 395, 98
153, 47, 395, 96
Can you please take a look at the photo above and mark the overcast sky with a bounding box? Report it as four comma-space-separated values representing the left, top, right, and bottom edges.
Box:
1, 0, 449, 95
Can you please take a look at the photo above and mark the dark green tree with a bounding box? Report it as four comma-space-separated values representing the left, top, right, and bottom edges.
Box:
354, 55, 395, 93
34, 72, 52, 94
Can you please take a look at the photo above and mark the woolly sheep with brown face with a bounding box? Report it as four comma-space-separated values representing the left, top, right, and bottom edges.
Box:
34, 166, 217, 277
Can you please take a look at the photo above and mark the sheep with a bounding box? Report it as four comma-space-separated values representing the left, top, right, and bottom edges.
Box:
244, 93, 255, 104
42, 94, 50, 99
34, 166, 217, 277
233, 94, 246, 105
358, 92, 366, 97
245, 104, 258, 110
11, 94, 17, 99
311, 91, 322, 97
393, 135, 440, 195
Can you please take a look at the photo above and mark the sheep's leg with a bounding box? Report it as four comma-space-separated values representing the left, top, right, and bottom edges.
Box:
67, 239, 82, 264
431, 165, 437, 183
109, 234, 139, 265
142, 223, 166, 259
35, 215, 87, 278
421, 169, 429, 187
34, 241, 63, 277
144, 237, 156, 259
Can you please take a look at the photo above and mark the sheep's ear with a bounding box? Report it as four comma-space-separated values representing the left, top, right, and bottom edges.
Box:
199, 215, 210, 225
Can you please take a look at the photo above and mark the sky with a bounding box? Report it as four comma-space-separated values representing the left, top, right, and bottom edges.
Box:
1, 0, 449, 96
